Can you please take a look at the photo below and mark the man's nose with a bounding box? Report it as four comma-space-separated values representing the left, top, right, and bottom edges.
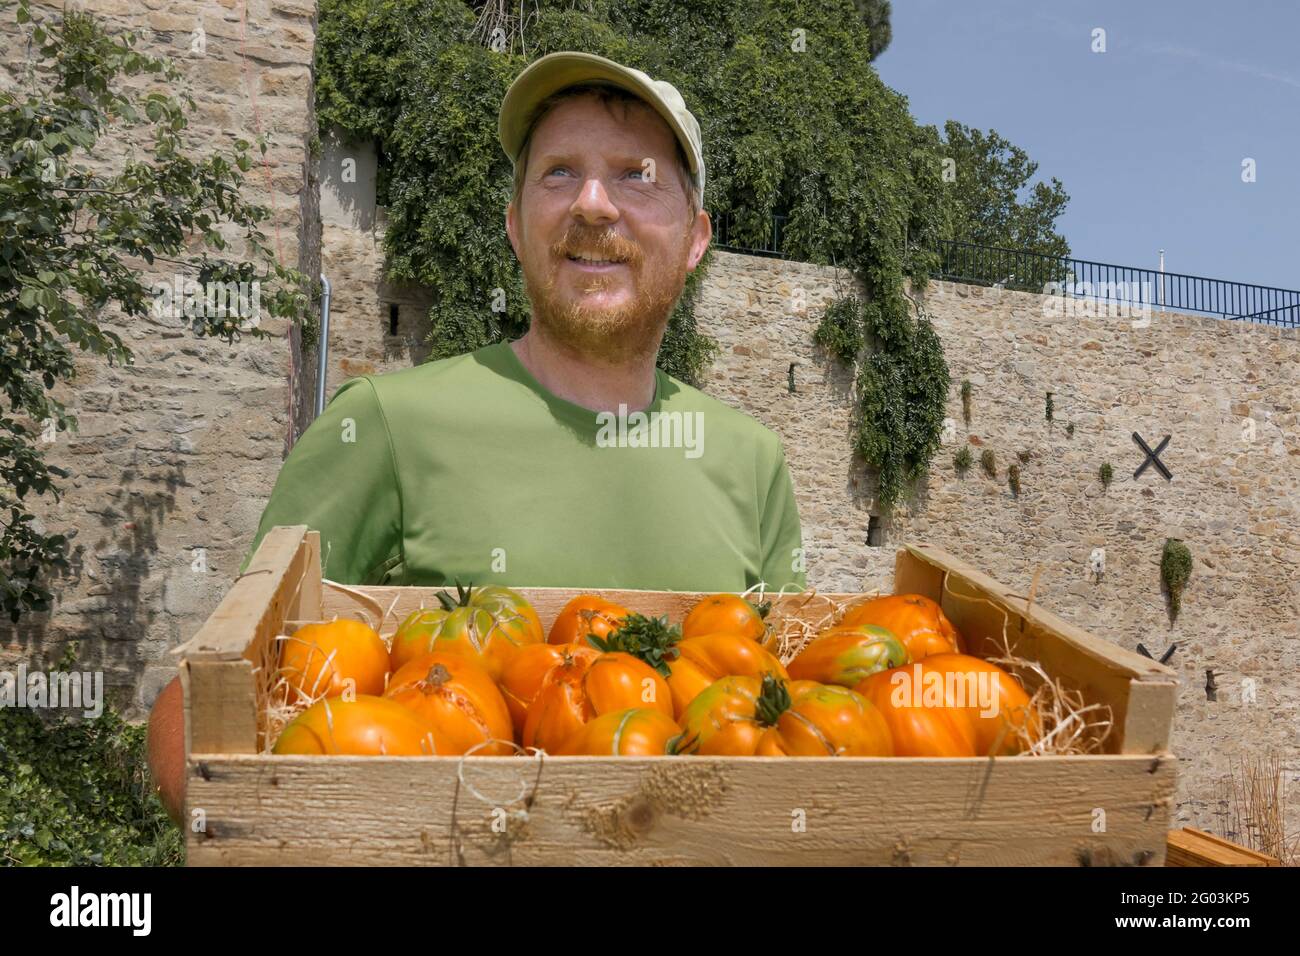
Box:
570, 175, 620, 224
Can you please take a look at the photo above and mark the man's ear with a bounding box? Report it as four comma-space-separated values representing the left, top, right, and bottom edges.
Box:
685, 209, 713, 272
505, 200, 521, 259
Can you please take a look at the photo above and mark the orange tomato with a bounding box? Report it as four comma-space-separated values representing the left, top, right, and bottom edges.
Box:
523, 646, 673, 753
855, 665, 978, 757
666, 632, 789, 719
560, 708, 682, 756
279, 618, 390, 702
677, 674, 893, 757
272, 696, 436, 755
787, 624, 909, 687
389, 584, 543, 681
681, 593, 771, 644
497, 642, 568, 738
839, 594, 963, 661
385, 653, 514, 755
907, 654, 1038, 754
547, 594, 631, 647
145, 675, 185, 826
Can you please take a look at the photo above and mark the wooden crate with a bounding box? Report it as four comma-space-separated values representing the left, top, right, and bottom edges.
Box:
1166, 828, 1281, 867
176, 525, 1179, 866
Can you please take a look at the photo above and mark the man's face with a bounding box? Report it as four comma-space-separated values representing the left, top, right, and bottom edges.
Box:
506, 94, 712, 364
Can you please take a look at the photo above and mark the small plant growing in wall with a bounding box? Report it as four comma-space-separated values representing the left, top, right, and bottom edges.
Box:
813, 295, 865, 364
1161, 538, 1193, 623
1066, 422, 1075, 438
980, 449, 997, 477
1007, 464, 1021, 496
1045, 391, 1054, 423
1016, 450, 1032, 464
960, 380, 973, 425
1099, 462, 1114, 488
813, 293, 951, 511
954, 446, 972, 474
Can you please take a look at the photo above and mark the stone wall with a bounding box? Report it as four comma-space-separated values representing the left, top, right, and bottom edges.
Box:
0, 0, 320, 712
698, 250, 1299, 837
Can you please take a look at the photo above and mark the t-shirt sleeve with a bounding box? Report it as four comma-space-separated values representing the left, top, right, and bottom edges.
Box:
237, 376, 403, 584
758, 441, 807, 591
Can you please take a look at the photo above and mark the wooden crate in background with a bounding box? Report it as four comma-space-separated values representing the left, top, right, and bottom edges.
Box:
1166, 828, 1281, 867
176, 525, 1179, 866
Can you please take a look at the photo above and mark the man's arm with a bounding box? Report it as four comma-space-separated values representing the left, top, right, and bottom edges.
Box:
758, 442, 807, 591
238, 376, 403, 584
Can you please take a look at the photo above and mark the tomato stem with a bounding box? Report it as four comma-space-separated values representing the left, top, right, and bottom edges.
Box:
754, 674, 792, 727
435, 580, 475, 611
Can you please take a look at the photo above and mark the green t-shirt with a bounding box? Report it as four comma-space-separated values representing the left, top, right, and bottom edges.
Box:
239, 341, 806, 592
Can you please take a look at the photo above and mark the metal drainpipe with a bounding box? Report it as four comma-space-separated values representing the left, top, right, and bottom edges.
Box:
315, 274, 331, 418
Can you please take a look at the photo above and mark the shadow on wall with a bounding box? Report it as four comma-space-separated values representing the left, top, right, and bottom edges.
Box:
320, 126, 377, 235
0, 460, 183, 706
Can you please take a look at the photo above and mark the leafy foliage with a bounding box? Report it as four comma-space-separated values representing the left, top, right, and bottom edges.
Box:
0, 0, 310, 622
940, 121, 1070, 258
813, 294, 866, 364
1161, 538, 1192, 622
815, 291, 950, 508
0, 651, 182, 865
1098, 462, 1114, 488
953, 446, 972, 473
850, 0, 893, 61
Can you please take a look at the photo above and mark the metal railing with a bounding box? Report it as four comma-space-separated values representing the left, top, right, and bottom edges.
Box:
929, 240, 1299, 328
712, 218, 1299, 328
712, 211, 789, 259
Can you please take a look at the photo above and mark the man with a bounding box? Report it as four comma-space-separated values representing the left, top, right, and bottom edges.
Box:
240, 51, 806, 593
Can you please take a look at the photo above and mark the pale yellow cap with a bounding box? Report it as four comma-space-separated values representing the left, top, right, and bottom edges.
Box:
499, 51, 705, 198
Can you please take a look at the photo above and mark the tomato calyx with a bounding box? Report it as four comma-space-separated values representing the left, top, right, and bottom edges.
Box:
752, 599, 772, 620
591, 613, 681, 678
434, 579, 476, 611
754, 673, 792, 727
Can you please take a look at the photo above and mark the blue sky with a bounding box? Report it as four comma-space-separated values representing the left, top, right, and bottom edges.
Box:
875, 0, 1300, 290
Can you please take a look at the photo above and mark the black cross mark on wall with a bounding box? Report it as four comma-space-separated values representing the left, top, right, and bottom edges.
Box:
1136, 642, 1178, 664
1132, 432, 1172, 481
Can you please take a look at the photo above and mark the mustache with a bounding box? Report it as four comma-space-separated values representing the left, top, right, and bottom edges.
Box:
551, 227, 640, 264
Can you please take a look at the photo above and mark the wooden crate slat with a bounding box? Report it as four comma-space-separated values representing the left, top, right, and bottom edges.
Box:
176, 526, 321, 660
186, 753, 1176, 867
904, 543, 1173, 682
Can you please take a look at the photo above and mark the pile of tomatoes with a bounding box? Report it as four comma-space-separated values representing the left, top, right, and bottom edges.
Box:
271, 584, 1038, 758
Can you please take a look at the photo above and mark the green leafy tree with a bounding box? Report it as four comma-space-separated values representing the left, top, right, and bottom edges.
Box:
940, 120, 1070, 257
851, 0, 892, 60
0, 0, 310, 621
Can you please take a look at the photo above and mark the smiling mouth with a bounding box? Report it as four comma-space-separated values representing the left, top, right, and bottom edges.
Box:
565, 253, 628, 266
